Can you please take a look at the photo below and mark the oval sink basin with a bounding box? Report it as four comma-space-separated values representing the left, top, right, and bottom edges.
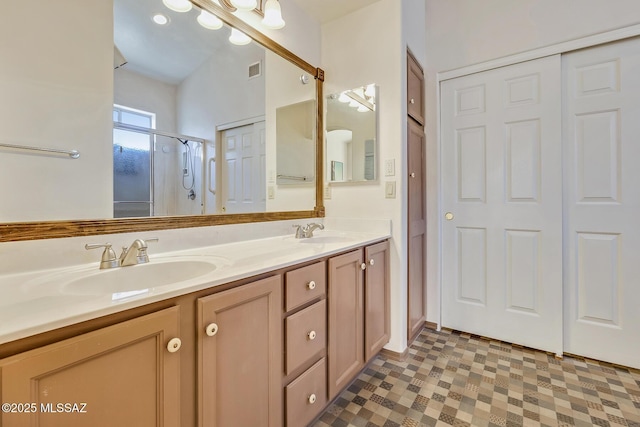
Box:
62, 259, 220, 297
298, 236, 353, 244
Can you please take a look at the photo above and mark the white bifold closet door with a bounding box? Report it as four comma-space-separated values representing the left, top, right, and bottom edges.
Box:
441, 56, 563, 355
563, 38, 640, 368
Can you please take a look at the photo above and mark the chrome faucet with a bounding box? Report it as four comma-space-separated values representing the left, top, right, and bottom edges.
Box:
119, 238, 158, 267
293, 223, 325, 239
85, 243, 120, 269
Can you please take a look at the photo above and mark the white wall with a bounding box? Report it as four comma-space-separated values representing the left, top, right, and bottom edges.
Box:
265, 50, 317, 212
322, 0, 406, 352
0, 0, 113, 222
423, 0, 640, 324
114, 69, 178, 132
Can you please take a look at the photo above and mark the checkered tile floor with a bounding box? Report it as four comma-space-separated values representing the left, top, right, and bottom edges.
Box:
313, 328, 640, 427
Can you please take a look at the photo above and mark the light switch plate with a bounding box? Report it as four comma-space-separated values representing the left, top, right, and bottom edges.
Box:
384, 159, 395, 176
385, 181, 396, 198
268, 186, 275, 199
324, 184, 331, 199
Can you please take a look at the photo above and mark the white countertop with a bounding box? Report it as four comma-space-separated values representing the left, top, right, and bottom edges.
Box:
0, 220, 390, 345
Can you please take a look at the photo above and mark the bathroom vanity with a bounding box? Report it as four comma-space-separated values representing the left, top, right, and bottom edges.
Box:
0, 224, 390, 427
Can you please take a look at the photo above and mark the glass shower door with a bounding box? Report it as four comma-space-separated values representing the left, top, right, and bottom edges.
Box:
113, 127, 153, 218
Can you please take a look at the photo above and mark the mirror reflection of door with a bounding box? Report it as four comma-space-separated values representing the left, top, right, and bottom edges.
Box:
327, 129, 352, 182
221, 122, 266, 213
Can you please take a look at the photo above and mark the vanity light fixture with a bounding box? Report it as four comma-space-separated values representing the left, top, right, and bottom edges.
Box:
357, 105, 369, 113
229, 28, 252, 45
348, 99, 360, 108
197, 9, 223, 30
262, 0, 285, 29
230, 0, 257, 11
365, 84, 376, 98
152, 13, 169, 25
338, 92, 351, 103
162, 0, 193, 13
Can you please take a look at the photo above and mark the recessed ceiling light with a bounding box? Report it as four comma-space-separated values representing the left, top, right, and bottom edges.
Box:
152, 13, 169, 25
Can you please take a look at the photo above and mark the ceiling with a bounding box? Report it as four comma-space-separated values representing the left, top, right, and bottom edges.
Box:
113, 0, 383, 85
288, 0, 383, 24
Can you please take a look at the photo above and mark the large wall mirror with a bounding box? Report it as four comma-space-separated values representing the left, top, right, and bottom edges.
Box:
326, 84, 378, 184
0, 0, 323, 242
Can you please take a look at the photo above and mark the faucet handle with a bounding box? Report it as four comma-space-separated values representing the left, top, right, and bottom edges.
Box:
292, 225, 304, 239
85, 243, 120, 269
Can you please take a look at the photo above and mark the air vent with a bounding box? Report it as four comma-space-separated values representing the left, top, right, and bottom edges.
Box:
248, 61, 262, 79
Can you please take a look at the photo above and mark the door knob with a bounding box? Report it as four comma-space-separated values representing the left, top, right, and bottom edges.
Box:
445, 212, 454, 221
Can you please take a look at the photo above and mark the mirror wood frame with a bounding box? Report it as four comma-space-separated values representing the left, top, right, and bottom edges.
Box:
0, 0, 324, 243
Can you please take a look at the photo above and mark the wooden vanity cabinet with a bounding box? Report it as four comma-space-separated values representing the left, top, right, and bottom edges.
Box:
0, 306, 181, 427
197, 275, 283, 427
283, 261, 328, 427
407, 50, 425, 125
327, 240, 390, 401
364, 240, 391, 362
0, 239, 389, 427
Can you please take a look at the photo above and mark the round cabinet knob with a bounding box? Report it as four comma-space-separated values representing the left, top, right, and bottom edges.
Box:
206, 323, 219, 337
445, 212, 454, 221
308, 330, 317, 340
307, 280, 316, 290
410, 172, 416, 178
308, 394, 317, 405
361, 263, 366, 270
410, 98, 415, 104
369, 259, 375, 266
167, 338, 182, 353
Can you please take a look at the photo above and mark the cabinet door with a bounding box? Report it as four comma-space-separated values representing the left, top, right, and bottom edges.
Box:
328, 249, 364, 400
408, 119, 427, 340
198, 276, 282, 427
364, 241, 390, 362
407, 50, 425, 125
0, 307, 181, 427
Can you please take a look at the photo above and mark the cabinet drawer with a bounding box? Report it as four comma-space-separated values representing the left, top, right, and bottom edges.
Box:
286, 357, 327, 427
285, 261, 326, 312
285, 299, 326, 375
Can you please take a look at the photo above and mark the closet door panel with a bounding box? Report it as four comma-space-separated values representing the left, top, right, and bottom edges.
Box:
441, 55, 563, 355
563, 37, 640, 369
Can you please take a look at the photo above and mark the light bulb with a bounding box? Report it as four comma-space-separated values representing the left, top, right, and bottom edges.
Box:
262, 0, 285, 29
229, 28, 251, 45
365, 84, 376, 98
349, 99, 359, 108
162, 0, 193, 13
230, 0, 257, 10
338, 92, 350, 103
197, 10, 223, 30
357, 105, 369, 112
